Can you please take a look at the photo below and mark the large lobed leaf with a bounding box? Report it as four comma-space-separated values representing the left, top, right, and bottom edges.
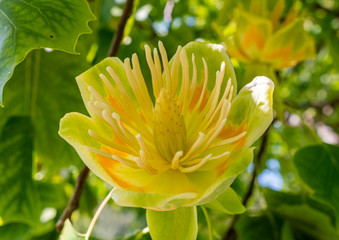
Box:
0, 0, 95, 105
0, 49, 90, 171
235, 189, 339, 240
0, 116, 41, 225
294, 144, 339, 220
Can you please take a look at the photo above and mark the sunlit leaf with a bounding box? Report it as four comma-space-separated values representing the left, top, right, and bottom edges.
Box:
204, 187, 245, 214
0, 0, 95, 105
146, 207, 198, 240
59, 219, 85, 240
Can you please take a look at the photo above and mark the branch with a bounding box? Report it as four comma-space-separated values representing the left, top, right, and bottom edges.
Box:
56, 166, 90, 232
222, 125, 271, 240
56, 0, 135, 232
108, 0, 135, 57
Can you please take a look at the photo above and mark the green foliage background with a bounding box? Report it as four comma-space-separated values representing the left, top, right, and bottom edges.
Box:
0, 0, 338, 239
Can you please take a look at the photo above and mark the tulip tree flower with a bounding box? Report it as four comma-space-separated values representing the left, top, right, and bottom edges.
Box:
217, 0, 315, 70
59, 41, 274, 239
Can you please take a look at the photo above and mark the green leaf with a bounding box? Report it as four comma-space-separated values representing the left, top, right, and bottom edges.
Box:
59, 219, 85, 240
0, 223, 32, 240
146, 207, 198, 240
293, 144, 339, 219
281, 223, 295, 240
0, 116, 41, 225
36, 181, 67, 209
204, 187, 245, 214
117, 228, 151, 240
0, 0, 95, 105
235, 214, 278, 240
265, 189, 339, 240
0, 49, 90, 171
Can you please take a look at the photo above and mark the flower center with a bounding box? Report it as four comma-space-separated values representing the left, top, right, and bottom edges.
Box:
153, 88, 186, 161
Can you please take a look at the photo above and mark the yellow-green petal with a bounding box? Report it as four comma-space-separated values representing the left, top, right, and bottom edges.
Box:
226, 76, 274, 148
234, 10, 273, 60
187, 147, 254, 206
111, 188, 197, 211
59, 112, 116, 186
179, 41, 237, 94
75, 57, 134, 118
262, 19, 316, 69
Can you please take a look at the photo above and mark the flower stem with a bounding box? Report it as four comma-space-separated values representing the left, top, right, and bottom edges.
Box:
85, 189, 114, 240
201, 206, 213, 240
108, 0, 135, 57
56, 166, 90, 232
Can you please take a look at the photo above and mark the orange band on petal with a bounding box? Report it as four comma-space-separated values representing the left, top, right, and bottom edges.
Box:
242, 26, 265, 50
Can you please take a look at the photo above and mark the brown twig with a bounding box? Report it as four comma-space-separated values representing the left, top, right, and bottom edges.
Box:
56, 166, 90, 231
56, 0, 135, 232
222, 125, 271, 240
108, 0, 135, 57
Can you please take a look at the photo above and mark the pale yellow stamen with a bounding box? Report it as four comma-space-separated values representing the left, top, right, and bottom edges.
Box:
93, 100, 106, 109
105, 66, 153, 133
91, 76, 153, 142
179, 154, 212, 173
177, 50, 190, 108
204, 98, 230, 132
102, 110, 138, 148
111, 154, 140, 169
106, 66, 136, 111
124, 58, 153, 122
137, 151, 157, 175
88, 86, 114, 113
194, 58, 209, 110
186, 58, 208, 131
205, 78, 232, 128
131, 54, 153, 108
208, 151, 230, 160
180, 132, 205, 162
103, 70, 153, 139
88, 129, 135, 155
85, 146, 138, 169
145, 45, 161, 97
171, 151, 183, 170
203, 118, 227, 151
158, 41, 171, 91
88, 90, 135, 134
169, 46, 182, 96
201, 62, 225, 121
85, 145, 113, 159
112, 112, 138, 146
188, 54, 197, 104
136, 133, 152, 160
210, 131, 247, 149
184, 151, 230, 166
153, 48, 164, 92
228, 86, 234, 102
99, 73, 134, 116
87, 101, 105, 119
